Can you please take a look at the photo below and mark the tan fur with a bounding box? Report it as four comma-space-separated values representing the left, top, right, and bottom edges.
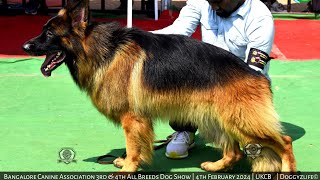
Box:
30, 0, 297, 172
119, 112, 154, 171
125, 65, 296, 172
58, 9, 67, 16
90, 42, 146, 121
281, 136, 297, 171
70, 39, 296, 171
201, 142, 243, 171
250, 148, 282, 172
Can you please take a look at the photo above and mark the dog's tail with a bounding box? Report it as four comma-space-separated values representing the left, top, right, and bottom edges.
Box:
250, 112, 284, 172
216, 76, 296, 172
223, 77, 287, 171
247, 107, 283, 172
244, 96, 285, 172
250, 147, 282, 172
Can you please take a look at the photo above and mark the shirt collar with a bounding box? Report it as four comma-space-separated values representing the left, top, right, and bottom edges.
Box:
232, 0, 251, 18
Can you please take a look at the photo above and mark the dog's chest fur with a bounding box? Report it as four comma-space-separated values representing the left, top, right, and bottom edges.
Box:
84, 40, 145, 122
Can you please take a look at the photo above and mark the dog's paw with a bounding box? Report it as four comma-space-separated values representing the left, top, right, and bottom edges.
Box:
201, 161, 229, 172
114, 157, 139, 172
113, 157, 125, 168
120, 164, 139, 172
201, 161, 216, 172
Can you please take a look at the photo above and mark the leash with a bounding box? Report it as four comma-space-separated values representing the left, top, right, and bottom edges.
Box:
97, 135, 173, 164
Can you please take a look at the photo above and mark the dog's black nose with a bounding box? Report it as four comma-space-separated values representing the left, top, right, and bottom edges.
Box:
22, 43, 35, 53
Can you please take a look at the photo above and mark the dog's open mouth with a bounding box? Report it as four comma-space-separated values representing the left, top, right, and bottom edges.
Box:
41, 51, 66, 77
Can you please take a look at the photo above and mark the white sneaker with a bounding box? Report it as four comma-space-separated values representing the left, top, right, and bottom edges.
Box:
165, 131, 195, 159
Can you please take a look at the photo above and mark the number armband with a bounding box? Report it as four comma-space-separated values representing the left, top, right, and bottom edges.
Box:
247, 48, 270, 72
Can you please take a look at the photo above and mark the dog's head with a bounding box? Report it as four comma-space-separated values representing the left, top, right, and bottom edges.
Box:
22, 0, 89, 77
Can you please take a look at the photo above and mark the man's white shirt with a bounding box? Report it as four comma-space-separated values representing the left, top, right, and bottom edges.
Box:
152, 0, 275, 76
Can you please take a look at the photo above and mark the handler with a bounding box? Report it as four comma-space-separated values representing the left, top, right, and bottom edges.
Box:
152, 0, 275, 159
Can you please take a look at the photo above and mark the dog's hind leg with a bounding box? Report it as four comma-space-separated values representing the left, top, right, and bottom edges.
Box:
281, 135, 296, 172
212, 76, 296, 172
229, 100, 297, 172
115, 112, 154, 172
251, 136, 296, 172
201, 140, 243, 172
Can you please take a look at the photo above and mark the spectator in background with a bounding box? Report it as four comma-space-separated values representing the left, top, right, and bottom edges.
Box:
260, 0, 286, 12
25, 0, 46, 15
117, 0, 128, 10
117, 0, 154, 11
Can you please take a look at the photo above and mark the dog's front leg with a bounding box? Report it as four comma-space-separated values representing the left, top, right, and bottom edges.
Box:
115, 112, 154, 172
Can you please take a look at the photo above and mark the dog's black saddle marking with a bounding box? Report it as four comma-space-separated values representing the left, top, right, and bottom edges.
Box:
129, 30, 261, 91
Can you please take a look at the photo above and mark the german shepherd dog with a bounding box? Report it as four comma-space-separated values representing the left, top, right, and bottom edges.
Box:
22, 0, 296, 172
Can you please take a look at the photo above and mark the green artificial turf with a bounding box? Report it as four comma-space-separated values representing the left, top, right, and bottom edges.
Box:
273, 13, 320, 20
0, 58, 319, 172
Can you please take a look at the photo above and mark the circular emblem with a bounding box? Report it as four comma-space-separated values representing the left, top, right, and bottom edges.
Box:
244, 144, 262, 159
58, 148, 76, 164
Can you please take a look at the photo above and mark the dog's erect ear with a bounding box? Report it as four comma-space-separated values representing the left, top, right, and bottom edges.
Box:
64, 0, 89, 28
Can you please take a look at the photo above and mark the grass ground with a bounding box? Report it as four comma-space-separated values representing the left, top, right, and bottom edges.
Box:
0, 58, 319, 172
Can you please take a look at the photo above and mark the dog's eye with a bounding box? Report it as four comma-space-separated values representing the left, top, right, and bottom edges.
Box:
46, 31, 54, 38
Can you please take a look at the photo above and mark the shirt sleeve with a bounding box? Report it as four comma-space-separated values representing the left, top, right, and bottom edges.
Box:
150, 0, 203, 36
245, 15, 275, 76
